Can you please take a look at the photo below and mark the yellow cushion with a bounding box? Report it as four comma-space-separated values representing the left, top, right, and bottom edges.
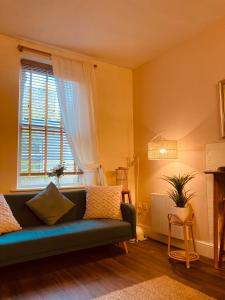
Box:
0, 194, 22, 235
84, 186, 122, 220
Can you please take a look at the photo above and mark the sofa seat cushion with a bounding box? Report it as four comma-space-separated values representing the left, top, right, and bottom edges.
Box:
0, 220, 131, 265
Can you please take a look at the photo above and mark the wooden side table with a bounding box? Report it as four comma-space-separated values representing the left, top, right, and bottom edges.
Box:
168, 213, 199, 269
219, 198, 225, 268
204, 170, 225, 269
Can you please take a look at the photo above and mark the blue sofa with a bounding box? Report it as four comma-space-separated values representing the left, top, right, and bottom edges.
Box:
0, 190, 136, 266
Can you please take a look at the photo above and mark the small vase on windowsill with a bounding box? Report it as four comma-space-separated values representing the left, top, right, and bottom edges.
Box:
47, 163, 65, 189
55, 177, 61, 189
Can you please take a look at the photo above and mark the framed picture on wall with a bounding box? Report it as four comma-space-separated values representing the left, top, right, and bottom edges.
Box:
219, 79, 225, 138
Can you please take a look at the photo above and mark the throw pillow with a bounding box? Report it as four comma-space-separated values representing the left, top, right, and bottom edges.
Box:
84, 185, 122, 220
26, 182, 75, 225
0, 194, 22, 235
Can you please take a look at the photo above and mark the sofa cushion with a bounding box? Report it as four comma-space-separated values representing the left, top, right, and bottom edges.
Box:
26, 183, 75, 225
0, 219, 132, 266
0, 194, 22, 235
84, 185, 122, 220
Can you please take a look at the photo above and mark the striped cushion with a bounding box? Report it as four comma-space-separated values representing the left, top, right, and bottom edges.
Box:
0, 194, 22, 235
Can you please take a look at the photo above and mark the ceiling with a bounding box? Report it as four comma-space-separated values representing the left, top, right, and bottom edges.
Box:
0, 0, 225, 68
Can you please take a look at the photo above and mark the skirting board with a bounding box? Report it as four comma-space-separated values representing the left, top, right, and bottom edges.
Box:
139, 224, 214, 259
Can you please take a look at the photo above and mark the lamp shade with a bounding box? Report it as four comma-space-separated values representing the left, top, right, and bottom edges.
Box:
148, 140, 177, 160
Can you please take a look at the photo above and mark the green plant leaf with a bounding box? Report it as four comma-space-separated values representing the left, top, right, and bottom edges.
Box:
162, 172, 196, 207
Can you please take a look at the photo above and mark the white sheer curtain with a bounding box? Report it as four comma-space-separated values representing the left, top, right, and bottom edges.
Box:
52, 55, 106, 185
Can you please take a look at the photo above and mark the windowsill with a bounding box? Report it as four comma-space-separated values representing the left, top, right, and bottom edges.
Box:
11, 185, 85, 193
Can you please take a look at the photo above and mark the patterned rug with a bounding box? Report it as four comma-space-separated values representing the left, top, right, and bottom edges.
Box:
94, 275, 216, 300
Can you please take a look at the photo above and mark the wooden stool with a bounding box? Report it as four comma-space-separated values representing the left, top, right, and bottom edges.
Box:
168, 213, 199, 269
219, 200, 225, 268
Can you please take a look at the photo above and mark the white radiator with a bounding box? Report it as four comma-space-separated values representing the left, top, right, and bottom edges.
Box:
150, 193, 183, 239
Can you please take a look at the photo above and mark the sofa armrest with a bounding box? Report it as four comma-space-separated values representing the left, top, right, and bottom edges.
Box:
120, 203, 136, 239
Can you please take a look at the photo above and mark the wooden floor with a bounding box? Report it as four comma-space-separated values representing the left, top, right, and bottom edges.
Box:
1, 239, 225, 300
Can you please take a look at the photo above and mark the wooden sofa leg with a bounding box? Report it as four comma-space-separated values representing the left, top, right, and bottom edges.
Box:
122, 241, 128, 254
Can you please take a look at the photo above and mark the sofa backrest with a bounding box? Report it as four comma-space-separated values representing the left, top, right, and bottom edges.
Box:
4, 190, 86, 228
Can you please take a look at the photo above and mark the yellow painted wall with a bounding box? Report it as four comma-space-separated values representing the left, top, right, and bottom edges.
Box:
0, 34, 134, 196
0, 35, 20, 194
133, 18, 225, 242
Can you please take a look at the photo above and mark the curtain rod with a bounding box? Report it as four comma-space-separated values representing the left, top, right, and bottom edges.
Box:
17, 45, 98, 68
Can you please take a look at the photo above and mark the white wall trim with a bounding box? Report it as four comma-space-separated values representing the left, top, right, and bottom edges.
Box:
139, 223, 214, 259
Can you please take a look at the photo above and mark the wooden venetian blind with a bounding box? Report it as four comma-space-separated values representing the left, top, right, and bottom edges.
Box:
19, 59, 79, 176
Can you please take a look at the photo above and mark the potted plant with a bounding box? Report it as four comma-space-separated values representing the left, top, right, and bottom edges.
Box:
162, 173, 196, 222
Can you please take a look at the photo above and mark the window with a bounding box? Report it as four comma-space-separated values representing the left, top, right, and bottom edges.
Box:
18, 59, 82, 188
